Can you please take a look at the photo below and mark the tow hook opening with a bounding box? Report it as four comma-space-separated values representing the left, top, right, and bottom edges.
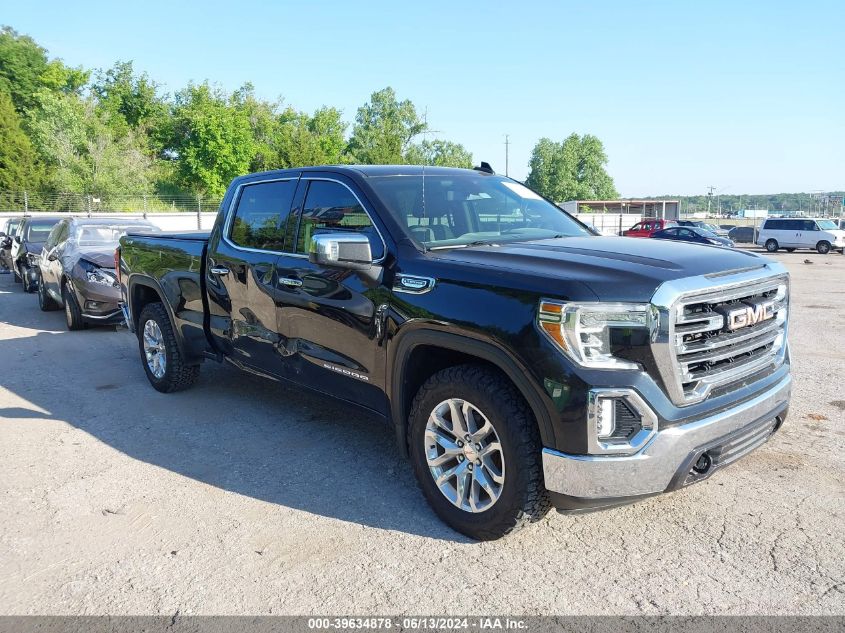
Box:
692, 452, 712, 475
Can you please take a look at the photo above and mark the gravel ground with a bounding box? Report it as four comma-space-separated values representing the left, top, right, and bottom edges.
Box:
0, 247, 843, 616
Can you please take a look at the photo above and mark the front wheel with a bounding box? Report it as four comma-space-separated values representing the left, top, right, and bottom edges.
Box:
817, 241, 831, 255
765, 239, 779, 253
38, 276, 59, 311
137, 302, 199, 393
408, 365, 550, 540
21, 265, 35, 292
62, 284, 87, 330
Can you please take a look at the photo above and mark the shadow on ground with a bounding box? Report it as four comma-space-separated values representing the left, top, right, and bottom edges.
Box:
0, 276, 468, 542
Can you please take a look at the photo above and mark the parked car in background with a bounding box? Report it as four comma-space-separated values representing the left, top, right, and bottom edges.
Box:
677, 220, 730, 237
11, 216, 64, 292
728, 226, 756, 244
1, 216, 25, 273
622, 218, 677, 237
719, 224, 736, 230
651, 226, 735, 248
36, 217, 158, 329
756, 218, 845, 254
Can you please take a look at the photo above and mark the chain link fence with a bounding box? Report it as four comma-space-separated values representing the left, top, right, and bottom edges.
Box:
0, 191, 222, 214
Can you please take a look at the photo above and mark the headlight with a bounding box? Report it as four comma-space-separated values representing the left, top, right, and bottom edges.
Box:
538, 301, 653, 370
79, 259, 118, 286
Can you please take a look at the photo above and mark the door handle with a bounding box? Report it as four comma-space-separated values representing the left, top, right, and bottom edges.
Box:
279, 277, 303, 287
209, 266, 230, 276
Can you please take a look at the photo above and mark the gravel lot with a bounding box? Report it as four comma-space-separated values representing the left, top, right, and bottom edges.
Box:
1, 247, 843, 616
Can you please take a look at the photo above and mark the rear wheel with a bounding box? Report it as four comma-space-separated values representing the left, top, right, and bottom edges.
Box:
62, 283, 86, 330
816, 241, 831, 255
408, 364, 550, 540
137, 302, 199, 393
765, 239, 779, 253
37, 276, 59, 311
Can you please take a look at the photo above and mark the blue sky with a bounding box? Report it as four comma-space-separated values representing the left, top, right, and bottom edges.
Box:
2, 0, 843, 196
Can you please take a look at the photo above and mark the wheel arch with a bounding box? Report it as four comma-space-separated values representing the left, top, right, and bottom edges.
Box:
127, 275, 188, 359
389, 329, 555, 456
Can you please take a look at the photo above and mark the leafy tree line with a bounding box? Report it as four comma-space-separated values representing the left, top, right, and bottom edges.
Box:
0, 25, 622, 210
0, 26, 476, 208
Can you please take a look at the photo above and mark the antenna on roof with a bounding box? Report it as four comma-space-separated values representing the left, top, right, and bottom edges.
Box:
474, 162, 495, 174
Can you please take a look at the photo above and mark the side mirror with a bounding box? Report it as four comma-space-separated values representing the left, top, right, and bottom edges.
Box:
308, 232, 374, 270
47, 249, 59, 261
14, 236, 21, 244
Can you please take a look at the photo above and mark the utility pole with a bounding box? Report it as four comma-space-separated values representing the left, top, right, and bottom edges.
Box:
504, 134, 510, 177
706, 185, 716, 216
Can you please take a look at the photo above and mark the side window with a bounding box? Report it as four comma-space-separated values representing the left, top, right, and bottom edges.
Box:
44, 222, 65, 250
229, 180, 296, 251
804, 220, 819, 231
294, 180, 383, 258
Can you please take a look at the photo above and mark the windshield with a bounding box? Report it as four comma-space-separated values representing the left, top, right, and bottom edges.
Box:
701, 223, 720, 232
24, 220, 60, 242
816, 220, 838, 230
366, 174, 590, 248
74, 224, 154, 246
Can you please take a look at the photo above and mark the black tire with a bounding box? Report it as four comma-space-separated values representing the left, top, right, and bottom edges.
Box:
62, 283, 87, 330
816, 241, 831, 255
765, 239, 779, 253
137, 302, 200, 393
21, 265, 35, 292
408, 364, 550, 540
37, 276, 59, 311
785, 248, 795, 253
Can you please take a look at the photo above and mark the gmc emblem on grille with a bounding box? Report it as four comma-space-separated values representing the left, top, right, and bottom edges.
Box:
723, 299, 776, 331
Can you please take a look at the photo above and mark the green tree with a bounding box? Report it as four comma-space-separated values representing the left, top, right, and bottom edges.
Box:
92, 61, 168, 149
347, 87, 426, 164
27, 90, 151, 197
276, 106, 348, 168
231, 82, 281, 172
404, 139, 473, 167
0, 89, 43, 191
0, 26, 88, 112
170, 82, 255, 197
526, 133, 618, 202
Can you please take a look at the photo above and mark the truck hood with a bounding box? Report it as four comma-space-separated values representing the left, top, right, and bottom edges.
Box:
431, 235, 768, 302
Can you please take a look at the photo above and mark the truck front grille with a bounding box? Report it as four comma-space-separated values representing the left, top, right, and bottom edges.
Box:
652, 268, 789, 406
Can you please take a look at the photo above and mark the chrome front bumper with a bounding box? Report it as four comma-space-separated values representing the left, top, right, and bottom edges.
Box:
542, 374, 791, 503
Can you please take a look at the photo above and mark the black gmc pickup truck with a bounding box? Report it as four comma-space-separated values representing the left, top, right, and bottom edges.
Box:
118, 165, 791, 540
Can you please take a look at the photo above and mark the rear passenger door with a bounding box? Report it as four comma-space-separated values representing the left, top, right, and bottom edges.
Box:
272, 174, 388, 412
206, 177, 299, 377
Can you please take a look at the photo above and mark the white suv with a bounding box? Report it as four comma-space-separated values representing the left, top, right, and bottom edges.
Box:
756, 218, 845, 254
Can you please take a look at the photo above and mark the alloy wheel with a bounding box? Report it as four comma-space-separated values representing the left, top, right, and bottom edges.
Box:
143, 319, 167, 379
424, 398, 505, 513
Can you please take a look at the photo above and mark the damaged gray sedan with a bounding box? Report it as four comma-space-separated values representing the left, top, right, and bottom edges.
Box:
36, 218, 158, 329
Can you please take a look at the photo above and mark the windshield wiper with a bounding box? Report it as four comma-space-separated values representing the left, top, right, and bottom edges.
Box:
428, 240, 498, 251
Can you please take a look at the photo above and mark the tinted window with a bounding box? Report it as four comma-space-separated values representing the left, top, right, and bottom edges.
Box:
294, 180, 381, 257
229, 180, 296, 251
802, 220, 818, 231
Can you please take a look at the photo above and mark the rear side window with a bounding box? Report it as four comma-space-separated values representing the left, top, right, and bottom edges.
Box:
293, 180, 382, 257
229, 180, 297, 251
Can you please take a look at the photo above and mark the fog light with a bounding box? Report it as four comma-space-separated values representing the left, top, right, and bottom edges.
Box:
596, 399, 615, 438
587, 389, 658, 455
85, 300, 103, 310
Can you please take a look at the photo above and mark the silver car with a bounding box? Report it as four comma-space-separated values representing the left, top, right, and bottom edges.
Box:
36, 218, 158, 329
